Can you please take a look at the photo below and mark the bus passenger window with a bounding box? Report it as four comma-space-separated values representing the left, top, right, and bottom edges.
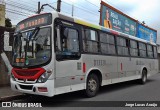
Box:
139, 42, 147, 57
83, 29, 99, 53
62, 28, 79, 53
147, 45, 153, 58
153, 46, 157, 58
116, 37, 129, 56
130, 40, 138, 56
100, 32, 116, 54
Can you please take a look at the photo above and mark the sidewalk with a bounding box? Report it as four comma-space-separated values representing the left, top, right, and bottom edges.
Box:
0, 86, 24, 101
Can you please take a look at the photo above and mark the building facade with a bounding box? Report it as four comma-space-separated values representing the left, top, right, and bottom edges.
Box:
0, 1, 5, 27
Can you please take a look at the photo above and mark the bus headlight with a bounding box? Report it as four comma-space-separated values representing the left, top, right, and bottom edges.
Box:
37, 71, 52, 83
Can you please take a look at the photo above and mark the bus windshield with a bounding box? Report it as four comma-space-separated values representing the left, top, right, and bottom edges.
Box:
12, 27, 51, 67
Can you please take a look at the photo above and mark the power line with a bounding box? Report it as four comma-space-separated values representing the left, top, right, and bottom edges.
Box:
61, 1, 99, 24
66, 0, 100, 8
64, 0, 99, 13
6, 3, 36, 13
5, 0, 36, 24
6, 8, 32, 16
7, 0, 37, 11
84, 0, 100, 8
5, 0, 101, 25
6, 10, 28, 17
6, 1, 37, 13
6, 15, 25, 21
19, 0, 37, 7
29, 0, 38, 3
62, 1, 99, 16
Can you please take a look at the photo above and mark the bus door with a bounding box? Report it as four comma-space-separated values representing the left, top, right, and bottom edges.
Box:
54, 21, 83, 93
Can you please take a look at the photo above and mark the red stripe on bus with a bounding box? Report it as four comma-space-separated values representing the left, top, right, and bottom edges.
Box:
83, 63, 86, 73
121, 63, 123, 71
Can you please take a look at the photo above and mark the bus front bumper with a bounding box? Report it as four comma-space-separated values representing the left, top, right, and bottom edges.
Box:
10, 78, 55, 97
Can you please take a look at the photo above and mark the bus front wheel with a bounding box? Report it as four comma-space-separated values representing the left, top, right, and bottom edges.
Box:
85, 74, 100, 97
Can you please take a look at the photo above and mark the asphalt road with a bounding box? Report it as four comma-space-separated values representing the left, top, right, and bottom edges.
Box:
5, 73, 160, 109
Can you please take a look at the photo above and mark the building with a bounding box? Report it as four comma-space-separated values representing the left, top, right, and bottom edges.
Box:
0, 0, 5, 27
0, 26, 15, 86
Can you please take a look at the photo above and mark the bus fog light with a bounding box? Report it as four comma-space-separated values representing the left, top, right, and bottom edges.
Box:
37, 72, 51, 83
38, 87, 48, 92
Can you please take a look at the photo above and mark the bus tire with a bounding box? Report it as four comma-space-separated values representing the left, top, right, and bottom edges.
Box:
85, 74, 99, 97
139, 69, 147, 84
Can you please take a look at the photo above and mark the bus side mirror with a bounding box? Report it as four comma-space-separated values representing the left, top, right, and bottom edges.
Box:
56, 26, 62, 51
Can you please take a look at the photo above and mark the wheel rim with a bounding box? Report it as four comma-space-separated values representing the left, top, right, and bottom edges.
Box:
88, 78, 97, 92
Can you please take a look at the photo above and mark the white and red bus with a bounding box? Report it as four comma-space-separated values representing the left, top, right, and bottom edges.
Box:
11, 11, 158, 97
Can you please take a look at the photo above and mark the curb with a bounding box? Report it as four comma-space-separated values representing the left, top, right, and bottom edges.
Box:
0, 94, 27, 102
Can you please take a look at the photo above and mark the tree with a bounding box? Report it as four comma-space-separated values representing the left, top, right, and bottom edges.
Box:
5, 18, 12, 27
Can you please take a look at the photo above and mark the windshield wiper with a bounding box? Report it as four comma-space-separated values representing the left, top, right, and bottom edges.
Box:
24, 27, 40, 66
29, 27, 40, 41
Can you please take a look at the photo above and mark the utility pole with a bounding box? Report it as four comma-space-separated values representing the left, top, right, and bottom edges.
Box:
37, 1, 41, 14
72, 4, 74, 16
57, 0, 61, 12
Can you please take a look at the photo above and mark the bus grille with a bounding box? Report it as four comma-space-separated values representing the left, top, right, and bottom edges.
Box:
15, 70, 39, 76
12, 68, 46, 80
19, 84, 33, 90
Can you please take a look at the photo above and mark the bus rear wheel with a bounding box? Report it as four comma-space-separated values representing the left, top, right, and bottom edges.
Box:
139, 69, 147, 84
85, 74, 99, 97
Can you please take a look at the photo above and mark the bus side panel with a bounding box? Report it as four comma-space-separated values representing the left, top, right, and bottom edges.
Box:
118, 57, 138, 78
82, 54, 118, 86
146, 58, 159, 77
54, 59, 85, 95
135, 58, 158, 78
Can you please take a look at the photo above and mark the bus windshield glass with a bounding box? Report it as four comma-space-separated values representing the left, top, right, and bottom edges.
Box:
12, 27, 51, 67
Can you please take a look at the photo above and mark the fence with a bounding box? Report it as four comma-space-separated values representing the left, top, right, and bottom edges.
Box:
0, 26, 14, 86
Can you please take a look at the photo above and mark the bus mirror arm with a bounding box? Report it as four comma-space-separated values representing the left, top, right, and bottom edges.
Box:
57, 26, 62, 51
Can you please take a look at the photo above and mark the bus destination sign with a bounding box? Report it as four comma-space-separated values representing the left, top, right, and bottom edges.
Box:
16, 13, 52, 32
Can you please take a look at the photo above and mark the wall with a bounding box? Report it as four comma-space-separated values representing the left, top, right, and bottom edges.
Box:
0, 26, 15, 86
0, 4, 5, 27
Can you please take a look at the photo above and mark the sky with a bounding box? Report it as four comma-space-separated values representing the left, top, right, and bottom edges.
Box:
3, 0, 160, 43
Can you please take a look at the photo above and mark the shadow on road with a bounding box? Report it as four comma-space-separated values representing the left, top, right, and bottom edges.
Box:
99, 79, 154, 94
